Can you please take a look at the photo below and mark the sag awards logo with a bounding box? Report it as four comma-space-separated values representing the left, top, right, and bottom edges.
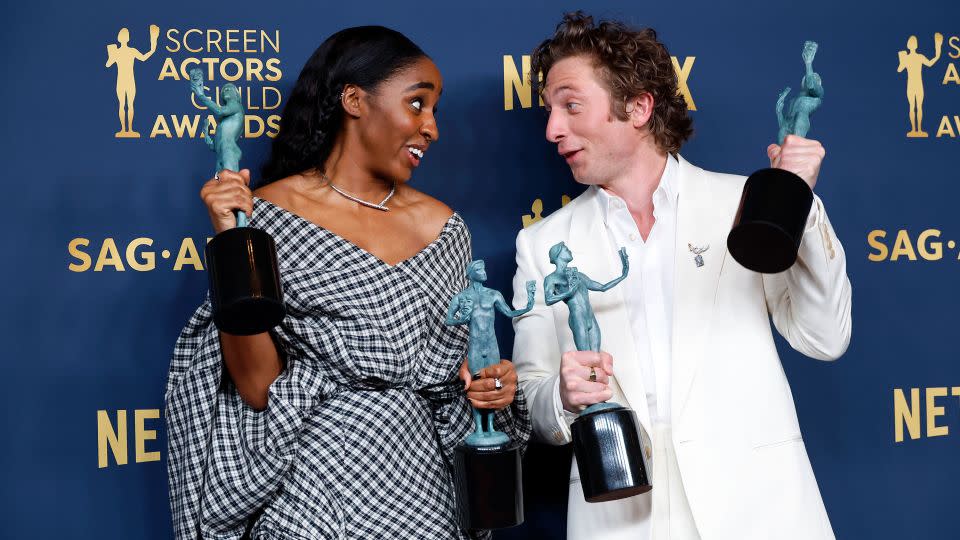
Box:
104, 24, 284, 140
105, 25, 160, 137
897, 32, 960, 138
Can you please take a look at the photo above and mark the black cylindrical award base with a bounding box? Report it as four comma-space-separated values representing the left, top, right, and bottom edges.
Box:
571, 405, 651, 503
205, 226, 285, 335
452, 443, 524, 530
727, 168, 814, 274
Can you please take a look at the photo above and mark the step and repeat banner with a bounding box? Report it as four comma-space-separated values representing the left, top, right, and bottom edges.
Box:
2, 0, 957, 537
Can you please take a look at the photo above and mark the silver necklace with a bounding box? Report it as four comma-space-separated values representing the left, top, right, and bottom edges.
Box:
323, 173, 396, 211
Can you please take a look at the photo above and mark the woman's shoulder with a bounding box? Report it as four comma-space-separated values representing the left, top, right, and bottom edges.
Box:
396, 188, 473, 267
400, 186, 455, 224
398, 186, 462, 237
253, 176, 299, 208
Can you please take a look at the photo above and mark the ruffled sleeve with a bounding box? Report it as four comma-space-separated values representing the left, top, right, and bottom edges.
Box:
165, 299, 324, 539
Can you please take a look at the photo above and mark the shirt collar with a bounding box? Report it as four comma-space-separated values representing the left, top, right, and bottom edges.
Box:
594, 154, 680, 224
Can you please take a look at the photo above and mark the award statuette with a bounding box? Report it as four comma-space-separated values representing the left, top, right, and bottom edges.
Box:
189, 69, 285, 335
544, 242, 651, 503
727, 41, 822, 274
445, 260, 536, 530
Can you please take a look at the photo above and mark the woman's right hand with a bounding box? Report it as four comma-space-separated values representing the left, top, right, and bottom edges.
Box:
199, 168, 253, 234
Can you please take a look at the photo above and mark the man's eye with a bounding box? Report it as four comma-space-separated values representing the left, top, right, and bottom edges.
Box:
566, 102, 580, 111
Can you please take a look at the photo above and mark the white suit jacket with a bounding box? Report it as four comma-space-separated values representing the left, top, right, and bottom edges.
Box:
511, 155, 852, 540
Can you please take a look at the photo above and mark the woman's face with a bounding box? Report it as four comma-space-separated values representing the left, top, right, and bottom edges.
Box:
358, 57, 442, 183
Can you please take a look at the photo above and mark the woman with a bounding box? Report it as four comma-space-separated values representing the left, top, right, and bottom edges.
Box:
165, 26, 530, 539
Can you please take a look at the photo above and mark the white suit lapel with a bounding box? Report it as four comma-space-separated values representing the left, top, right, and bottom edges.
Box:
670, 156, 741, 436
566, 188, 653, 439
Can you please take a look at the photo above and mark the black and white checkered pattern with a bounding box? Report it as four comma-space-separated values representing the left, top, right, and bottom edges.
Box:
166, 198, 531, 539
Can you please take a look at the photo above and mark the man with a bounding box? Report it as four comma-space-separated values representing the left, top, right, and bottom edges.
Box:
511, 12, 851, 540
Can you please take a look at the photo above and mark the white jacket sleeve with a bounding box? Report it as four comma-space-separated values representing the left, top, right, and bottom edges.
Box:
763, 194, 853, 361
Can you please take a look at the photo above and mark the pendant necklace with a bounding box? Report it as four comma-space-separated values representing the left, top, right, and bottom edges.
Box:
322, 173, 396, 211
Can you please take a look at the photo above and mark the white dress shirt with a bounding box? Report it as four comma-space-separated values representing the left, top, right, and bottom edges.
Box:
593, 155, 679, 424
550, 155, 680, 427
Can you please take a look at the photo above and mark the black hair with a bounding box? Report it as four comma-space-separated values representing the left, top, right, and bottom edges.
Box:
260, 26, 428, 184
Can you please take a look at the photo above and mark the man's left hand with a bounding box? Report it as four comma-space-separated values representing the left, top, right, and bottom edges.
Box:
767, 134, 826, 190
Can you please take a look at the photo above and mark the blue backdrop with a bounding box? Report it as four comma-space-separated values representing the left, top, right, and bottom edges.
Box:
2, 0, 958, 537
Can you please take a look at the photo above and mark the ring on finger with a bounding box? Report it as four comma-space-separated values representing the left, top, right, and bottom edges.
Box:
494, 377, 503, 390
215, 172, 221, 182
589, 367, 597, 382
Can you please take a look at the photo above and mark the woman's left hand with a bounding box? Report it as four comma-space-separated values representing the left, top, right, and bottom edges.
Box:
458, 359, 518, 410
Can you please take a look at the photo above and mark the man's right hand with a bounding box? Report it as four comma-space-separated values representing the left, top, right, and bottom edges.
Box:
200, 168, 253, 234
559, 350, 614, 413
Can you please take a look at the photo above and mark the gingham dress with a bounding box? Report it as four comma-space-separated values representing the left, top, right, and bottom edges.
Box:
166, 198, 531, 540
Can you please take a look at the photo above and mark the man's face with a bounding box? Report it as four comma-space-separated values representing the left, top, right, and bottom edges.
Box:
542, 55, 640, 186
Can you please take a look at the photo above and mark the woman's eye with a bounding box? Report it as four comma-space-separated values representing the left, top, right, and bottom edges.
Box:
411, 99, 423, 111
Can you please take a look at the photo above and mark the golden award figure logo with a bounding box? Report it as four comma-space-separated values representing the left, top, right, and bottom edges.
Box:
898, 32, 943, 137
521, 195, 571, 228
106, 25, 160, 138
522, 198, 545, 228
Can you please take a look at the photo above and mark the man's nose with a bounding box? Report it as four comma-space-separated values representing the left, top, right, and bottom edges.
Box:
545, 109, 565, 143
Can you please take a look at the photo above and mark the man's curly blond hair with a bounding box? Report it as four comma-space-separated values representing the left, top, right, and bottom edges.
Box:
532, 11, 693, 154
